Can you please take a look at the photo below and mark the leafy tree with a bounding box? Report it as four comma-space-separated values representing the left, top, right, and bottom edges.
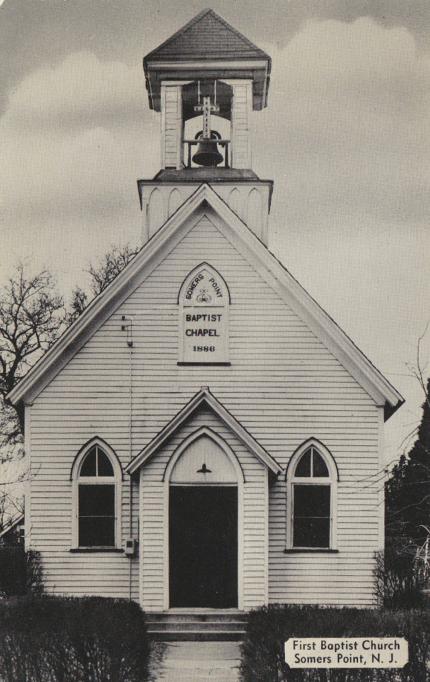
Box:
386, 379, 430, 547
384, 376, 430, 603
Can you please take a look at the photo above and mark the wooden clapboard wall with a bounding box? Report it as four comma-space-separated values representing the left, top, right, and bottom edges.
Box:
161, 84, 183, 169
28, 212, 382, 607
139, 406, 267, 612
230, 81, 252, 169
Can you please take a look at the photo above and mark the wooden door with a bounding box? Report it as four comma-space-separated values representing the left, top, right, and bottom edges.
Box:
169, 486, 238, 608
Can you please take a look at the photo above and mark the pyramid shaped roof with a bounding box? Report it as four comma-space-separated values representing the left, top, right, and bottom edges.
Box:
144, 10, 271, 111
145, 9, 270, 62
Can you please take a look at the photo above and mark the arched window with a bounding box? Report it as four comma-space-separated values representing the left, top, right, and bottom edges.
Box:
71, 440, 122, 549
286, 440, 338, 550
178, 263, 230, 365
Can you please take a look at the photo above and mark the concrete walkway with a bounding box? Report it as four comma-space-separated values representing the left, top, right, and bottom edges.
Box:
155, 641, 242, 681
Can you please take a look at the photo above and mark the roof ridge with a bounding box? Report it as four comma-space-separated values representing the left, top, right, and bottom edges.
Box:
144, 9, 214, 62
144, 8, 270, 62
204, 9, 270, 58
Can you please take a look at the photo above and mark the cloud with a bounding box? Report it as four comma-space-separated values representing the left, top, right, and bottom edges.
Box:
1, 18, 428, 275
5, 51, 145, 132
253, 18, 430, 229
0, 11, 429, 462
245, 19, 430, 463
1, 0, 429, 123
0, 51, 159, 223
298, 0, 430, 49
237, 0, 430, 51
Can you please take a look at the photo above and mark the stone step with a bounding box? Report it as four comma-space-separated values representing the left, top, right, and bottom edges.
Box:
148, 611, 247, 622
149, 630, 244, 642
148, 620, 246, 632
147, 611, 248, 641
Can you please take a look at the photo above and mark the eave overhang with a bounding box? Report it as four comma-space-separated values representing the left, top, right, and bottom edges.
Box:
125, 387, 282, 476
7, 183, 403, 421
143, 10, 271, 111
144, 59, 271, 111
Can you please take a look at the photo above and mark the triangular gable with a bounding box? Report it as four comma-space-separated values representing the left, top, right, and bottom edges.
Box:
125, 387, 282, 476
144, 9, 270, 62
8, 183, 403, 417
0, 513, 24, 541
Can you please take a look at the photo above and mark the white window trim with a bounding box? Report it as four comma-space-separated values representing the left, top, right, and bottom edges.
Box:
286, 439, 338, 551
71, 438, 122, 550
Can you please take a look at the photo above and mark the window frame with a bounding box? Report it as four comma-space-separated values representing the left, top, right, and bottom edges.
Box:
71, 439, 122, 551
286, 440, 338, 551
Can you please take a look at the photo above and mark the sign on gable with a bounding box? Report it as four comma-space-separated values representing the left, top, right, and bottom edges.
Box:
179, 265, 230, 364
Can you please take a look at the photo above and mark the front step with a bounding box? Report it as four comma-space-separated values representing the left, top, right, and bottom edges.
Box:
147, 610, 248, 642
148, 628, 246, 642
152, 620, 245, 631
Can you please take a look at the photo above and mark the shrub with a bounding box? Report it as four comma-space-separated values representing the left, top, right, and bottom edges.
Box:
0, 596, 151, 682
0, 547, 43, 596
25, 550, 44, 595
240, 605, 430, 681
374, 549, 424, 608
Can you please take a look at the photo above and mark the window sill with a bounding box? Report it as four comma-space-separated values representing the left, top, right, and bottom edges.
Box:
70, 548, 124, 554
284, 548, 339, 554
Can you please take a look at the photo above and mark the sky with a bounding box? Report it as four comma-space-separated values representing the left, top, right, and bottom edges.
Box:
0, 0, 429, 465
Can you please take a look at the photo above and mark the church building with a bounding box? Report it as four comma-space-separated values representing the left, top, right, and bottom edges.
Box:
9, 10, 403, 629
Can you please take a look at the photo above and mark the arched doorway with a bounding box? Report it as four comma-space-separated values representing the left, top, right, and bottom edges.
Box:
165, 428, 242, 608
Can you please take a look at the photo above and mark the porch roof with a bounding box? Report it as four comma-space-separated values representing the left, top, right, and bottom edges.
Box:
125, 387, 282, 476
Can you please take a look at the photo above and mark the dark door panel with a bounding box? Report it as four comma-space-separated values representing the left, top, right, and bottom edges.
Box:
169, 486, 238, 608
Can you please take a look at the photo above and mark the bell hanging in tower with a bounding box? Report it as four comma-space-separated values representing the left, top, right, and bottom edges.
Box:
143, 7, 270, 174
192, 130, 223, 167
192, 87, 224, 167
139, 9, 273, 244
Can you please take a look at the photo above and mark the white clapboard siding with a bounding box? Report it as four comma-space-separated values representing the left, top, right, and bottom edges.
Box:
142, 182, 271, 242
162, 85, 182, 169
230, 81, 252, 168
140, 407, 267, 611
29, 212, 381, 607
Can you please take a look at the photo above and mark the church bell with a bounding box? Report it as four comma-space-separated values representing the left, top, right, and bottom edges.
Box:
192, 130, 223, 167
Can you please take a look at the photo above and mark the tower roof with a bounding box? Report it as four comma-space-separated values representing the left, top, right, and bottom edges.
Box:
144, 9, 271, 111
145, 9, 270, 62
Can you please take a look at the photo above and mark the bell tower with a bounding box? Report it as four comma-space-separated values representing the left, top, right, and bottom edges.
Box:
138, 9, 273, 244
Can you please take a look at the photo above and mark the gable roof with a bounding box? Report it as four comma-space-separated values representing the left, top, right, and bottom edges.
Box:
7, 183, 403, 419
126, 387, 282, 476
0, 513, 24, 541
144, 9, 270, 62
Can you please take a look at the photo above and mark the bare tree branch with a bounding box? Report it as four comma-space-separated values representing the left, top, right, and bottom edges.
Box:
66, 243, 138, 324
0, 264, 64, 447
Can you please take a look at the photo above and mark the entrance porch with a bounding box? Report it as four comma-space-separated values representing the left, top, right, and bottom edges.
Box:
126, 389, 282, 613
